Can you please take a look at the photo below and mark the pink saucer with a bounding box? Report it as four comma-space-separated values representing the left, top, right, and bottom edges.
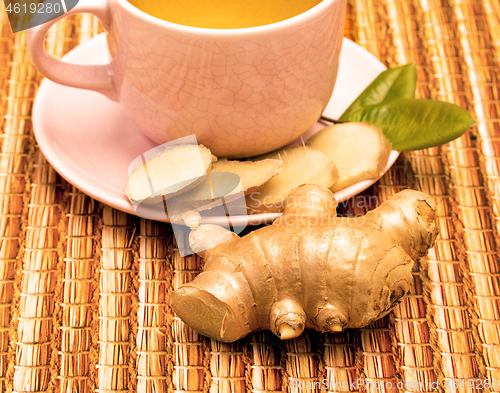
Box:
33, 34, 398, 225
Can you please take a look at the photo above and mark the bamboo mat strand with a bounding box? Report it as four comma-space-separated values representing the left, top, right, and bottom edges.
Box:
136, 219, 170, 393
321, 331, 360, 393
0, 8, 12, 132
59, 189, 97, 393
14, 148, 63, 393
209, 340, 246, 392
420, 0, 489, 386
449, 0, 500, 383
98, 207, 135, 392
381, 1, 444, 392
10, 16, 77, 393
248, 333, 282, 393
349, 0, 389, 65
481, 0, 500, 66
283, 332, 320, 393
0, 7, 24, 393
170, 228, 207, 393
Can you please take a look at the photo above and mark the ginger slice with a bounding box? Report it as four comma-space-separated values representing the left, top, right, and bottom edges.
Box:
166, 172, 242, 227
246, 146, 338, 213
307, 122, 392, 192
125, 144, 214, 203
211, 158, 282, 195
176, 171, 243, 205
173, 158, 281, 212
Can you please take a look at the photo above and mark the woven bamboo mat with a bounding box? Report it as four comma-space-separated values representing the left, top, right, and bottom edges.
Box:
0, 0, 499, 392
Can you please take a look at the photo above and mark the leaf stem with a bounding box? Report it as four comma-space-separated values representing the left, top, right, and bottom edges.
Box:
320, 115, 344, 124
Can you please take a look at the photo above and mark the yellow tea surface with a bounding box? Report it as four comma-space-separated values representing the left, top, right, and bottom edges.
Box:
127, 0, 323, 29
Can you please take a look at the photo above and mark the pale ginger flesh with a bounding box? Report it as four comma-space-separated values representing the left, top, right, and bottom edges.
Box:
307, 122, 392, 192
168, 158, 282, 226
175, 158, 282, 206
246, 145, 338, 213
171, 185, 438, 342
210, 158, 282, 195
125, 144, 214, 203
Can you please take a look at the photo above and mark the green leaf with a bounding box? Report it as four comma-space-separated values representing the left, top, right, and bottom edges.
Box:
348, 98, 476, 151
339, 64, 417, 121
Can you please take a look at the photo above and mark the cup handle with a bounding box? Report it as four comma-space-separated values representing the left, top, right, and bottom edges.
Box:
27, 0, 116, 101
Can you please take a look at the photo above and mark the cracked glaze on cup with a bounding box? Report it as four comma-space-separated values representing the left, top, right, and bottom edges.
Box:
28, 0, 346, 158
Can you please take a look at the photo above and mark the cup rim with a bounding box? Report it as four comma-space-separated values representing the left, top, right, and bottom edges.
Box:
116, 0, 341, 35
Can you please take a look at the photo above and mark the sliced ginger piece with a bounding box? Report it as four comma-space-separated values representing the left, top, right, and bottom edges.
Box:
176, 171, 244, 205
179, 158, 282, 202
211, 158, 282, 195
125, 144, 214, 203
167, 172, 244, 228
173, 158, 281, 212
246, 146, 338, 212
307, 122, 392, 192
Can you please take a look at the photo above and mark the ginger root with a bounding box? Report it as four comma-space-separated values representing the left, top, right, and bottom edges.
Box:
171, 185, 438, 342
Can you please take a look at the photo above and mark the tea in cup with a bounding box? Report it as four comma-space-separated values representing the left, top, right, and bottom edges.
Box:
28, 0, 346, 158
127, 0, 323, 29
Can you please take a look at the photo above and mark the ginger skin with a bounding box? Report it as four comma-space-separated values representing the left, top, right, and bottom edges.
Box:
171, 185, 438, 342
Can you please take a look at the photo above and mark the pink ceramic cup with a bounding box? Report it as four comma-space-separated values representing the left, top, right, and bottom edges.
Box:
28, 0, 346, 158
